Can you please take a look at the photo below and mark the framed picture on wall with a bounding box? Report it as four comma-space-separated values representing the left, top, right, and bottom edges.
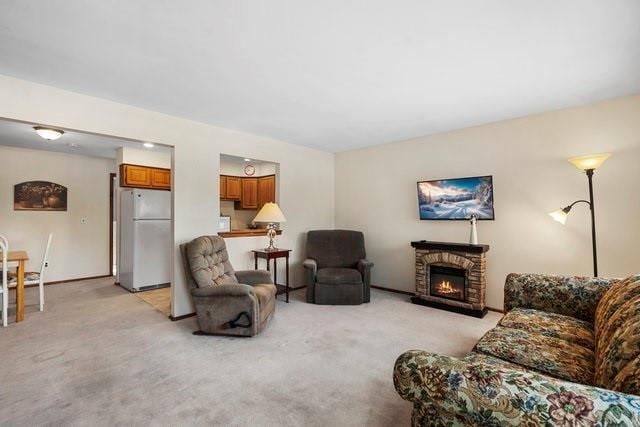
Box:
417, 175, 494, 220
14, 181, 68, 211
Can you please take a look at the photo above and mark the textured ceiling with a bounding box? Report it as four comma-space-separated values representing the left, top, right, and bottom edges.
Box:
1, 0, 639, 152
0, 119, 171, 159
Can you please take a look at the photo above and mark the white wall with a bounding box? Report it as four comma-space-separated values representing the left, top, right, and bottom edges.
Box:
220, 156, 278, 177
335, 95, 640, 310
0, 145, 115, 281
118, 146, 171, 168
0, 75, 335, 317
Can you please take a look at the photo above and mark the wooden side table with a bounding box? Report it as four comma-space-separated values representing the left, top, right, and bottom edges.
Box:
1, 250, 29, 322
252, 248, 292, 303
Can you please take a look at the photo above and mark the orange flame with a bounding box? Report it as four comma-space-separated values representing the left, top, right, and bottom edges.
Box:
436, 280, 459, 294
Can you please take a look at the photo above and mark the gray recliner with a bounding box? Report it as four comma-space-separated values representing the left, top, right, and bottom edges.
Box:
180, 235, 276, 336
304, 230, 373, 305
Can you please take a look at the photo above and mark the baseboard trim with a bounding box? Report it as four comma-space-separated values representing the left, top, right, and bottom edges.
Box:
169, 312, 196, 321
371, 285, 505, 313
23, 274, 113, 288
371, 285, 414, 296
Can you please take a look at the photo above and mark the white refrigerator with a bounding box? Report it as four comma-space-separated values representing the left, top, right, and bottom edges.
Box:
119, 189, 171, 292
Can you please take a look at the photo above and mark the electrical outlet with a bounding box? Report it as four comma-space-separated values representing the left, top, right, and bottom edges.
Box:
81, 218, 88, 224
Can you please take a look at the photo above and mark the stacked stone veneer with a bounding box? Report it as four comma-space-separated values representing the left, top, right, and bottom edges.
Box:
415, 248, 487, 312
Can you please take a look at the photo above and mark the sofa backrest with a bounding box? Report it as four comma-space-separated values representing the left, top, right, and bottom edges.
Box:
183, 236, 238, 288
594, 274, 640, 394
306, 230, 366, 269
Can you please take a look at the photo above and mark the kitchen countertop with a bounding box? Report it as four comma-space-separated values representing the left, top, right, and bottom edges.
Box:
218, 229, 283, 238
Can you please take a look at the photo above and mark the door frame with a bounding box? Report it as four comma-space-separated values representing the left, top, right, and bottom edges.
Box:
109, 172, 116, 276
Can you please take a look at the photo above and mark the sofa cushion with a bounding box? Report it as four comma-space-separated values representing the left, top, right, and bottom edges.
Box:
186, 236, 238, 287
306, 230, 366, 269
474, 326, 595, 384
593, 274, 640, 393
315, 282, 363, 305
316, 267, 362, 285
610, 355, 640, 395
499, 307, 594, 349
595, 274, 640, 333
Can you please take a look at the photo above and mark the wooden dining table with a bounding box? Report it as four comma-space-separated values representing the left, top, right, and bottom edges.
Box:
2, 250, 29, 322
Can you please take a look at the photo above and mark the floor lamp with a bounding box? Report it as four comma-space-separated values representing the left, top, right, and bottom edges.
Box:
549, 153, 610, 277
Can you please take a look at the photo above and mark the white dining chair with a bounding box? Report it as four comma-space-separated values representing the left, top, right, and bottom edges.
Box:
1, 236, 8, 327
0, 234, 7, 276
9, 233, 52, 312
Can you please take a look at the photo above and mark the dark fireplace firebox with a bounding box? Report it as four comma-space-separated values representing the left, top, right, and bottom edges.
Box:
429, 265, 466, 302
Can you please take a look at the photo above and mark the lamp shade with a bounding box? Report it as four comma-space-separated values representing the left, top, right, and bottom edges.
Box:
568, 153, 610, 171
253, 202, 286, 223
549, 209, 569, 224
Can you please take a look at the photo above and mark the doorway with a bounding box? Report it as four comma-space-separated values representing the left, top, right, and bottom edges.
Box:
0, 117, 175, 321
109, 172, 116, 276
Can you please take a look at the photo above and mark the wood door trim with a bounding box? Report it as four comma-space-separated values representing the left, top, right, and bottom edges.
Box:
109, 172, 116, 277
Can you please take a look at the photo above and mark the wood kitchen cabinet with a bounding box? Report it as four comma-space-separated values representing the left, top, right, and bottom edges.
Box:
120, 164, 171, 190
257, 175, 276, 209
150, 168, 171, 188
225, 176, 242, 200
240, 178, 258, 209
220, 176, 227, 198
219, 174, 276, 209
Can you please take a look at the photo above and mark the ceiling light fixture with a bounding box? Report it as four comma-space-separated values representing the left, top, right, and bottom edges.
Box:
34, 126, 64, 141
244, 158, 252, 162
143, 142, 154, 148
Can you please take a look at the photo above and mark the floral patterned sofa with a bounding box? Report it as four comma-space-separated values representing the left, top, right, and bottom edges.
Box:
393, 273, 640, 426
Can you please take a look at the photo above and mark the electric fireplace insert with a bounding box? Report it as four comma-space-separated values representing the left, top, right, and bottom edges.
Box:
429, 265, 466, 302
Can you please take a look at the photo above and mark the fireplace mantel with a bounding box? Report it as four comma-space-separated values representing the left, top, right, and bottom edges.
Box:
410, 240, 490, 253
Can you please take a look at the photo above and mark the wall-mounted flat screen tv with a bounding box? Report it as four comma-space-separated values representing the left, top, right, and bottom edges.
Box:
417, 175, 495, 220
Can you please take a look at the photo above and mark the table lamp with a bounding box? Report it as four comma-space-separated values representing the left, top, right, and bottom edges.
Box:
253, 202, 286, 250
548, 153, 610, 276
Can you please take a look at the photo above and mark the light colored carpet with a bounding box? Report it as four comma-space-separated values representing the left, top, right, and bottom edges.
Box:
0, 277, 500, 426
134, 287, 171, 316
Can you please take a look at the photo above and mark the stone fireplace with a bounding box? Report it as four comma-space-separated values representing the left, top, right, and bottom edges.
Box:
410, 240, 489, 317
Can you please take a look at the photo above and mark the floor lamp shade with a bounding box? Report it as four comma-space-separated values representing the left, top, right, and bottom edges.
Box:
568, 153, 610, 171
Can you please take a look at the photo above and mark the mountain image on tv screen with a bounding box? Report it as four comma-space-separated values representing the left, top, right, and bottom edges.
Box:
417, 176, 494, 220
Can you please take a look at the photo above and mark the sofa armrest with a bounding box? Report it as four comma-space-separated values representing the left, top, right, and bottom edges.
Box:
191, 283, 254, 298
303, 258, 317, 274
190, 284, 260, 336
235, 270, 273, 286
303, 259, 317, 302
357, 259, 373, 277
357, 259, 373, 302
394, 350, 640, 426
504, 273, 618, 322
